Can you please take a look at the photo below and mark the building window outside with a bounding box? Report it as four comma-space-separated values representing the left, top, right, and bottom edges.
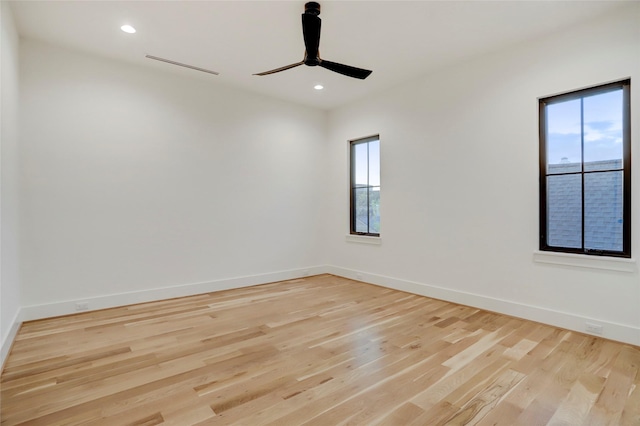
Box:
539, 80, 631, 257
350, 136, 380, 236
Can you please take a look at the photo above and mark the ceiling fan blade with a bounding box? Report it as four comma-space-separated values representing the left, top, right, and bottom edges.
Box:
319, 60, 372, 80
302, 13, 321, 60
253, 61, 305, 76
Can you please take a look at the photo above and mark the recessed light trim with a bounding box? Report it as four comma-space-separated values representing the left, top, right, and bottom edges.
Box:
314, 84, 324, 90
121, 25, 136, 34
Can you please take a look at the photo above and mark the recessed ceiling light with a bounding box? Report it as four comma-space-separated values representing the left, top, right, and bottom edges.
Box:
121, 25, 136, 34
314, 84, 324, 90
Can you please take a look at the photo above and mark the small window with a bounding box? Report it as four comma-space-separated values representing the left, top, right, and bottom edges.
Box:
539, 80, 631, 257
350, 136, 380, 236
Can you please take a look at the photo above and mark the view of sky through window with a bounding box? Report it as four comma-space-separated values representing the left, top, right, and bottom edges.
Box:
353, 140, 380, 187
546, 89, 623, 165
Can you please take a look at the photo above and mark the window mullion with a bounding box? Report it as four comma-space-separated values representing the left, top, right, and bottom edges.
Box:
367, 142, 371, 234
580, 97, 585, 252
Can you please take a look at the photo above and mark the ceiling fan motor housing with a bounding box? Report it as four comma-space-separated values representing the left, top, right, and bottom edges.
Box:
305, 2, 321, 16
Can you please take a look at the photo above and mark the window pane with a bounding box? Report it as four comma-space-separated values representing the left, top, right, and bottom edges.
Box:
353, 143, 368, 186
368, 187, 380, 233
350, 136, 380, 236
583, 89, 623, 171
584, 171, 623, 251
547, 174, 582, 248
546, 99, 582, 174
354, 187, 369, 233
368, 139, 380, 187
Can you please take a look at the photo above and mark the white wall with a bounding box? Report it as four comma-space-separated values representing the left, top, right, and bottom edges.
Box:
19, 40, 327, 315
8, 3, 640, 352
1, 1, 22, 366
326, 4, 640, 345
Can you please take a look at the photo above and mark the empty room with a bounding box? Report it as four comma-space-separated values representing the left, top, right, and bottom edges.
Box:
1, 1, 639, 424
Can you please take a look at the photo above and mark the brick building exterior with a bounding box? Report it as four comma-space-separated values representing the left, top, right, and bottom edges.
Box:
547, 159, 623, 251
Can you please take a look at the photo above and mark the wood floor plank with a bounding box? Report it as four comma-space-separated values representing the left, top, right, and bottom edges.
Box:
2, 274, 639, 425
373, 402, 426, 425
545, 372, 605, 425
439, 368, 525, 425
585, 346, 640, 425
620, 382, 640, 425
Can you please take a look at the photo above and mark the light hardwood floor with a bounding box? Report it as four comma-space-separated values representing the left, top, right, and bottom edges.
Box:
2, 274, 640, 425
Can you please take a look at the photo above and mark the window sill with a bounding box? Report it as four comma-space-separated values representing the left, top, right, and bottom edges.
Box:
345, 234, 382, 245
533, 251, 636, 273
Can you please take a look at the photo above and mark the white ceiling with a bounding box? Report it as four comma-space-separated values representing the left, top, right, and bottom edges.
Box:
10, 0, 629, 110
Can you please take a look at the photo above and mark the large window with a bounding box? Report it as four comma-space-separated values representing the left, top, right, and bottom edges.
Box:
539, 80, 630, 257
350, 136, 380, 236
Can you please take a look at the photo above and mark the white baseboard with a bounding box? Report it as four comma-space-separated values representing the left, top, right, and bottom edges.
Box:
1, 308, 22, 372
326, 265, 640, 347
20, 266, 326, 322
12, 265, 640, 351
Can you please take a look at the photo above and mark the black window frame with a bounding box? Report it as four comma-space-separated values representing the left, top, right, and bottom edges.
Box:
539, 79, 631, 258
350, 135, 380, 237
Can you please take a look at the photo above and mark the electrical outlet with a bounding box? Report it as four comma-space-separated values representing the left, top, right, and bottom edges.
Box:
75, 302, 89, 312
585, 322, 603, 335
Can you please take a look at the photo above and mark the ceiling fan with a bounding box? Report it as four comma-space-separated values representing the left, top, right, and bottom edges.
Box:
254, 2, 372, 80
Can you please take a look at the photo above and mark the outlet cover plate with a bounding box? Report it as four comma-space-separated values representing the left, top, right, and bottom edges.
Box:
585, 322, 603, 335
